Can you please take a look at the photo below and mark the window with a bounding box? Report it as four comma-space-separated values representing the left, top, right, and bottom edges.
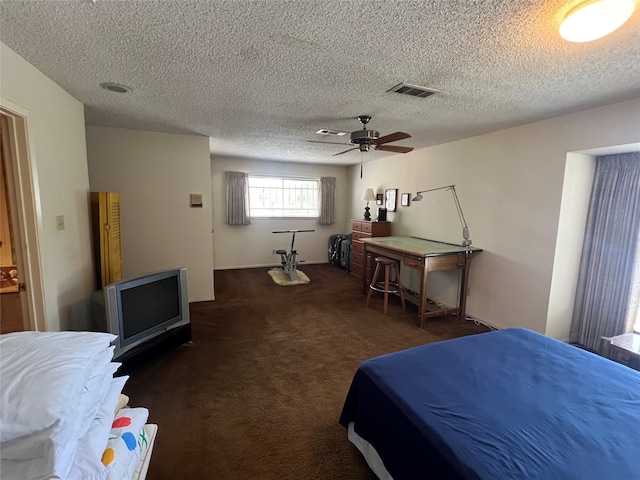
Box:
248, 176, 318, 218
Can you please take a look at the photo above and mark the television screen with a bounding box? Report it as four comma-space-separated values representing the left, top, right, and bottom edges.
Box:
120, 276, 181, 340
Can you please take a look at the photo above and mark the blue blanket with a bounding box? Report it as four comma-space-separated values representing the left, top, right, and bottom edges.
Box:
339, 328, 640, 480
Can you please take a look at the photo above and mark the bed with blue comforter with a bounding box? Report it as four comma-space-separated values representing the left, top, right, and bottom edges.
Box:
339, 328, 640, 480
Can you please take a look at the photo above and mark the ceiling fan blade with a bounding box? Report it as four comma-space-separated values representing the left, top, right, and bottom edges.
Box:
376, 132, 411, 145
307, 140, 352, 146
333, 147, 359, 156
376, 145, 414, 154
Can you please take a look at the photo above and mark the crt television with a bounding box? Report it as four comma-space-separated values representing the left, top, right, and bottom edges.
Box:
92, 267, 190, 361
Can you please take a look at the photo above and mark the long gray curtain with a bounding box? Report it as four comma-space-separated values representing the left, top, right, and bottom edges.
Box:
569, 152, 640, 352
225, 171, 250, 225
317, 177, 336, 225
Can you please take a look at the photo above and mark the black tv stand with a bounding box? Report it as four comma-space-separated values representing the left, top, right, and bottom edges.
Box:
115, 323, 192, 373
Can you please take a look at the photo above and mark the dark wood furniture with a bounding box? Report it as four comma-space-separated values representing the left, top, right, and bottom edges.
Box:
366, 256, 406, 314
350, 220, 391, 280
609, 332, 640, 370
361, 236, 482, 328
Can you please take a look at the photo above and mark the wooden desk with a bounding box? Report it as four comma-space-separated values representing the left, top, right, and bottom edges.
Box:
362, 236, 482, 327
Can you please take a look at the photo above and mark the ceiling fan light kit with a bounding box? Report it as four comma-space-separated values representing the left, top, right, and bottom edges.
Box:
559, 0, 636, 42
350, 115, 378, 153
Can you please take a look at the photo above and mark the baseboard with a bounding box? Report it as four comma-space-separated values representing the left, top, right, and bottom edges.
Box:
189, 296, 216, 302
215, 261, 328, 271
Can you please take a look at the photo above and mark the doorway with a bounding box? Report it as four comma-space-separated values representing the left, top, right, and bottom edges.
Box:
1, 114, 25, 332
0, 104, 46, 332
0, 120, 23, 331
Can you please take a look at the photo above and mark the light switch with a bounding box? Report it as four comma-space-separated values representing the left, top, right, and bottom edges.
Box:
56, 215, 65, 231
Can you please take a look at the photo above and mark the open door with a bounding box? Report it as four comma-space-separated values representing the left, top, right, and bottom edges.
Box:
0, 122, 24, 332
0, 105, 46, 332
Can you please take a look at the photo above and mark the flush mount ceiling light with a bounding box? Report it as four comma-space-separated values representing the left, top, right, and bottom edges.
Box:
315, 129, 348, 136
99, 82, 132, 93
559, 0, 636, 42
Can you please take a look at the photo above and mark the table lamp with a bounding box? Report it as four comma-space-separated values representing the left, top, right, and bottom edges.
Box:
361, 188, 376, 220
412, 185, 472, 247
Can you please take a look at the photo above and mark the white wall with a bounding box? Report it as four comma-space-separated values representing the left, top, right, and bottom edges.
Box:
86, 126, 214, 302
347, 99, 640, 337
0, 42, 95, 331
546, 153, 595, 340
211, 156, 349, 269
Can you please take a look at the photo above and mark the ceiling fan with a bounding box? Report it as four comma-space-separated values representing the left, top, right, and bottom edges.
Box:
308, 115, 414, 156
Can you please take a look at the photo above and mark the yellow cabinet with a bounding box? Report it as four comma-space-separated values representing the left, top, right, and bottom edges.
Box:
90, 192, 122, 289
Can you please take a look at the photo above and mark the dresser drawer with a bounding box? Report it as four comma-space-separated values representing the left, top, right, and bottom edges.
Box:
351, 220, 363, 232
361, 221, 373, 234
350, 263, 363, 279
352, 231, 371, 242
351, 240, 364, 254
351, 251, 364, 267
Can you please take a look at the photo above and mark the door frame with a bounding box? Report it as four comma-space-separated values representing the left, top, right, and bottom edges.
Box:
1, 99, 46, 331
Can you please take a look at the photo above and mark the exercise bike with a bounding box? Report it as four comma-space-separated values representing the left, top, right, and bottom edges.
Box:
272, 229, 314, 281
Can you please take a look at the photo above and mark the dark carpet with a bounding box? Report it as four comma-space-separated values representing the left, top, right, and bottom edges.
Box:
123, 264, 490, 479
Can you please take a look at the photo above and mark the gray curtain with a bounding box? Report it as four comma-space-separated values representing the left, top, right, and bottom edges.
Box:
225, 171, 250, 225
570, 152, 640, 352
317, 177, 336, 225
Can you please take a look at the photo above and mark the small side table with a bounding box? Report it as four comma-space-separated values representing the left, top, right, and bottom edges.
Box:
609, 333, 640, 371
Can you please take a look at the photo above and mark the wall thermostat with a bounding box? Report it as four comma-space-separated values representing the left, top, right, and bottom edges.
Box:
190, 194, 203, 208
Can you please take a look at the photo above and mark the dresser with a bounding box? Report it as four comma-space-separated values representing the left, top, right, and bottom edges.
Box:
350, 220, 391, 279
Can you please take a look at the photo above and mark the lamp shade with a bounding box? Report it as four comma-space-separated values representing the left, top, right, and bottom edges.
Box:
361, 188, 376, 202
559, 0, 635, 43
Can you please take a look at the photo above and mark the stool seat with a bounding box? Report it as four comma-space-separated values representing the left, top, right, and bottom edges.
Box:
374, 256, 395, 265
366, 256, 406, 314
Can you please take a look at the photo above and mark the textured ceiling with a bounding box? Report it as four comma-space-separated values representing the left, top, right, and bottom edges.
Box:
1, 0, 639, 165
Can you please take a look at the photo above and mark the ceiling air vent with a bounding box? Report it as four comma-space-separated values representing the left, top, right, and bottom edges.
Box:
387, 83, 439, 98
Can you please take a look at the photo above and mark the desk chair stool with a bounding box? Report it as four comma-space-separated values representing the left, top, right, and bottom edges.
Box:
366, 256, 406, 314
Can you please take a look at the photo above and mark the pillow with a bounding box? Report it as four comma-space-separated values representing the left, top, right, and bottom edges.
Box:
68, 376, 129, 480
101, 407, 150, 480
75, 361, 121, 441
0, 331, 115, 477
0, 435, 79, 480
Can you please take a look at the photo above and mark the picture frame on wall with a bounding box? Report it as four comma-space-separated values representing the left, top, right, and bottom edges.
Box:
385, 188, 398, 212
401, 193, 410, 207
376, 193, 384, 205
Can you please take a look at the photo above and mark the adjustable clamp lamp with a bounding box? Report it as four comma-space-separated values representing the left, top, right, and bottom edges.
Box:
412, 185, 472, 247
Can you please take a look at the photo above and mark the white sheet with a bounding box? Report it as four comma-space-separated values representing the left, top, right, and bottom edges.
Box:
347, 422, 394, 480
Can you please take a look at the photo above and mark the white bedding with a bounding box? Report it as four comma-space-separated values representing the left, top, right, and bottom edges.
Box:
0, 331, 116, 479
69, 376, 129, 480
0, 332, 116, 450
0, 331, 156, 480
